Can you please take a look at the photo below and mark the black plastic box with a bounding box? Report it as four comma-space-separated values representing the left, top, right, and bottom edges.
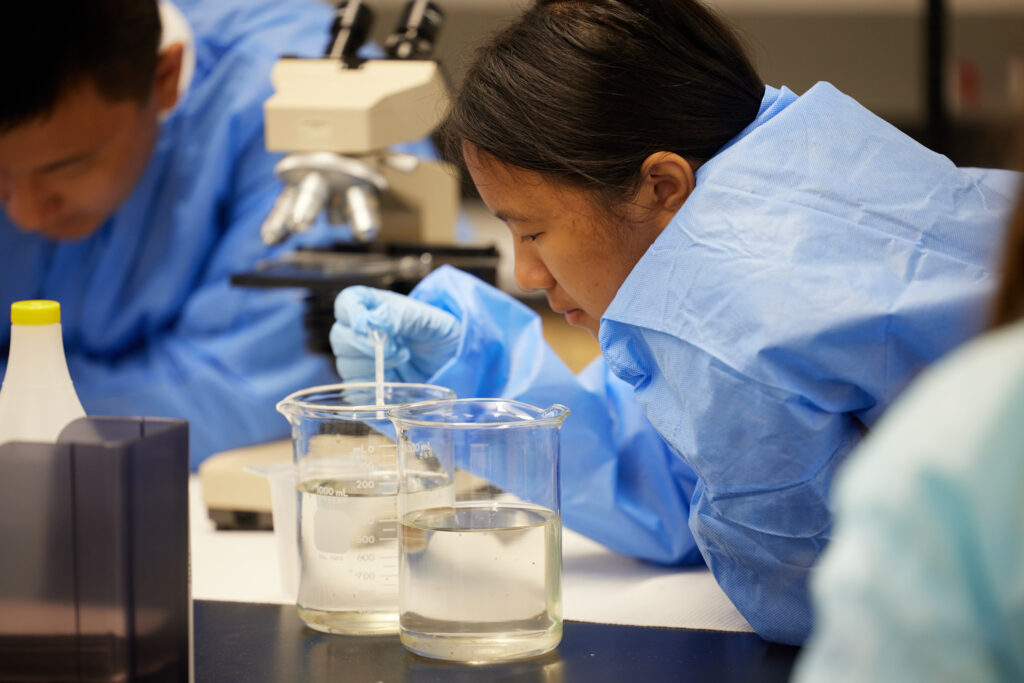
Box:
0, 417, 190, 682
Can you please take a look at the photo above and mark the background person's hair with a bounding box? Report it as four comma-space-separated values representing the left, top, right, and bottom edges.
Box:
0, 0, 162, 133
440, 0, 764, 206
990, 120, 1024, 328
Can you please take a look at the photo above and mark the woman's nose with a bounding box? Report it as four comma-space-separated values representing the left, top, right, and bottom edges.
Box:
512, 240, 556, 293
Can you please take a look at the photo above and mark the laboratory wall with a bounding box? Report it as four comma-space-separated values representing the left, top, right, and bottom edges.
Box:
365, 0, 1024, 168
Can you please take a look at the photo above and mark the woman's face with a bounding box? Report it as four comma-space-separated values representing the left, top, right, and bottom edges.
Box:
465, 143, 668, 338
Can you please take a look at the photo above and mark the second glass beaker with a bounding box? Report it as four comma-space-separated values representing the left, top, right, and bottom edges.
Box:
389, 398, 569, 663
276, 382, 454, 635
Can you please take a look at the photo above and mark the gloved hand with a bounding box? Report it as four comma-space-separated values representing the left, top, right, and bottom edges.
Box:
329, 286, 461, 383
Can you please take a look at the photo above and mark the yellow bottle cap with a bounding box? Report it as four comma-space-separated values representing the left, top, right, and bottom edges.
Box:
11, 300, 61, 325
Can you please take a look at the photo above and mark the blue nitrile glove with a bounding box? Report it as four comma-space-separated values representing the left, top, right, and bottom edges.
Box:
330, 286, 461, 383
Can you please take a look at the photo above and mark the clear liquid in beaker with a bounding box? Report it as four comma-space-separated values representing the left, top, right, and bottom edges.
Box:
297, 471, 453, 635
399, 503, 563, 662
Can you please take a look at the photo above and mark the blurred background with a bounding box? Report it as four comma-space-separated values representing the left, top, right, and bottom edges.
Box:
367, 0, 1024, 168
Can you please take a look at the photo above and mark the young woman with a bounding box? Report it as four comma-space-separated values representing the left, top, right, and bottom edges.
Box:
329, 0, 1019, 644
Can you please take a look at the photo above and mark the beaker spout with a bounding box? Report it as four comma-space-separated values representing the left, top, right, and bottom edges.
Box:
275, 399, 296, 423
540, 404, 570, 424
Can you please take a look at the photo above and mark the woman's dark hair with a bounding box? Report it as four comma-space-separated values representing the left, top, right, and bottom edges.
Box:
0, 0, 162, 133
440, 0, 764, 205
990, 122, 1024, 328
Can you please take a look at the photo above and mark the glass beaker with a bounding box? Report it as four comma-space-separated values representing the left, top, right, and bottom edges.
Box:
389, 399, 569, 663
276, 382, 455, 635
244, 461, 299, 601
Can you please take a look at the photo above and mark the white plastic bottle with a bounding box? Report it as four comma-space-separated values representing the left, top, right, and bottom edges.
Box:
0, 300, 86, 444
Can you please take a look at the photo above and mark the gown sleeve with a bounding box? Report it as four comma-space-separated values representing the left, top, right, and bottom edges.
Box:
606, 324, 854, 645
408, 265, 704, 565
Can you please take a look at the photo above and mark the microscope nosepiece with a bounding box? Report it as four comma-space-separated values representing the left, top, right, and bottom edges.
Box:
260, 185, 299, 245
344, 184, 381, 243
287, 172, 331, 234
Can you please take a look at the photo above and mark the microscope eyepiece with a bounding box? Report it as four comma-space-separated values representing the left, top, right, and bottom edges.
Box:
385, 0, 444, 60
326, 0, 375, 65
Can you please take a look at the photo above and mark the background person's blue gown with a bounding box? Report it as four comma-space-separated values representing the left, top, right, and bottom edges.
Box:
0, 0, 366, 467
397, 83, 1019, 645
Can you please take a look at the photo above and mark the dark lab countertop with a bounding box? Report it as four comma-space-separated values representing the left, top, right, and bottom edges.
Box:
194, 600, 800, 683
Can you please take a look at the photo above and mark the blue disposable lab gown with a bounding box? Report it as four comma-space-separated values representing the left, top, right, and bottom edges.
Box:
401, 83, 1019, 645
794, 318, 1024, 681
0, 0, 378, 467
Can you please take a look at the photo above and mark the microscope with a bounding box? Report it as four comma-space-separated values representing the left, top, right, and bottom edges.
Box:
232, 0, 498, 358
214, 1, 498, 531
260, 0, 457, 249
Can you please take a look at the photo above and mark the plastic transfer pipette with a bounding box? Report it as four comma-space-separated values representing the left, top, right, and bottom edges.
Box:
369, 328, 386, 412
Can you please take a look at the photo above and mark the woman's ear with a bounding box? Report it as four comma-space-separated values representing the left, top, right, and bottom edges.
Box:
639, 151, 695, 215
153, 43, 185, 113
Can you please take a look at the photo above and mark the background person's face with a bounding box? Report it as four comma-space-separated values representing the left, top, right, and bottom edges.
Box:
465, 145, 664, 338
0, 80, 161, 241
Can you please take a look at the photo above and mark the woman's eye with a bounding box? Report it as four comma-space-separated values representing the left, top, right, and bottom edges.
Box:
520, 233, 540, 243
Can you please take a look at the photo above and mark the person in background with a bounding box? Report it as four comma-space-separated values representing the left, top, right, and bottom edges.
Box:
0, 0, 434, 467
328, 0, 1021, 645
792, 124, 1024, 680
